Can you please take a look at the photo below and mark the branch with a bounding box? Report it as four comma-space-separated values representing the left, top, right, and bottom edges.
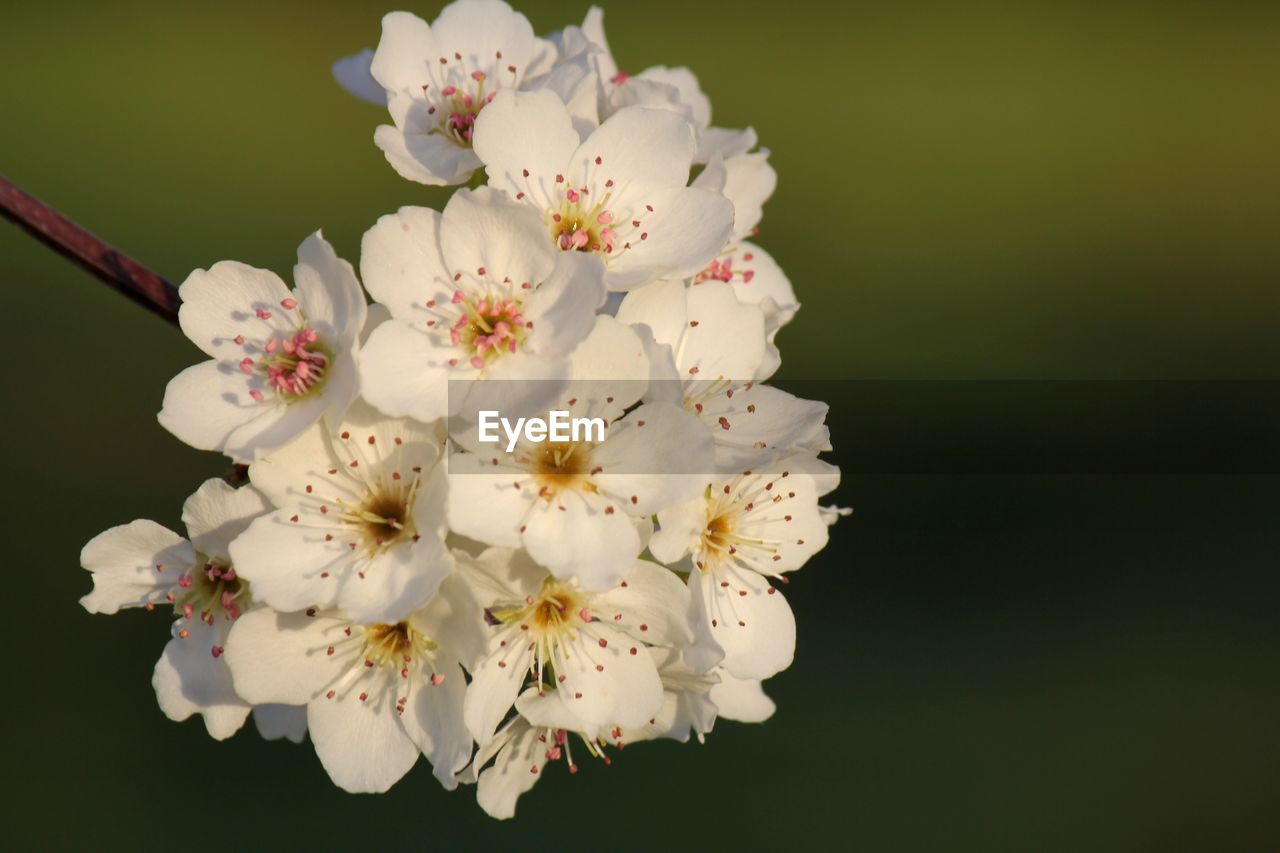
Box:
0, 175, 180, 325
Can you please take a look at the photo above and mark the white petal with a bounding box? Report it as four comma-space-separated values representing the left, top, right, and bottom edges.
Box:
554, 622, 664, 730
636, 66, 711, 128
459, 354, 571, 423
152, 619, 249, 741
401, 660, 472, 789
682, 281, 767, 380
578, 6, 616, 79
439, 187, 556, 291
565, 315, 651, 419
181, 478, 270, 559
720, 150, 776, 241
80, 520, 194, 614
242, 420, 328, 508
570, 106, 695, 195
360, 205, 449, 319
615, 278, 687, 352
412, 573, 490, 672
369, 11, 437, 94
727, 242, 798, 324
475, 721, 547, 819
223, 608, 351, 706
649, 498, 706, 565
606, 187, 734, 289
430, 0, 545, 75
592, 401, 713, 514
697, 126, 758, 163
336, 538, 450, 626
319, 346, 362, 428
225, 385, 338, 465
700, 383, 829, 473
464, 628, 532, 744
176, 261, 293, 360
522, 252, 607, 357
252, 704, 308, 743
693, 154, 727, 195
606, 76, 689, 122
710, 673, 776, 723
514, 686, 593, 734
375, 118, 481, 186
445, 453, 529, 548
730, 471, 830, 575
472, 89, 579, 204
228, 509, 346, 614
292, 231, 367, 341
633, 323, 682, 389
694, 563, 795, 680
332, 48, 386, 106
529, 49, 599, 137
308, 690, 420, 793
453, 546, 544, 608
361, 302, 391, 344
359, 320, 453, 424
157, 360, 275, 462
521, 490, 641, 590
593, 559, 694, 647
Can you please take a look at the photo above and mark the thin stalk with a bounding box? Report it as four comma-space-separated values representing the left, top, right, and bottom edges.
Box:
0, 175, 180, 325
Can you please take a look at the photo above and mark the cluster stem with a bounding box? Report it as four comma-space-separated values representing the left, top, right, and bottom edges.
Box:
0, 175, 180, 325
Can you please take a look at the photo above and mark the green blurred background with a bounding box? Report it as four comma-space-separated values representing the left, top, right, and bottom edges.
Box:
2, 0, 1278, 849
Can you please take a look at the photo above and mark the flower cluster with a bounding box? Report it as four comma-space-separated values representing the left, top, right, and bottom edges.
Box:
80, 0, 843, 819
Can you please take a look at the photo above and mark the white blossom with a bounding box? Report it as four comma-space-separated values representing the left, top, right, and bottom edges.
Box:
158, 233, 366, 463
617, 278, 829, 472
366, 0, 557, 185
557, 7, 757, 163
359, 187, 606, 424
83, 0, 848, 812
447, 316, 713, 589
80, 478, 305, 743
650, 455, 838, 678
223, 575, 485, 792
230, 400, 453, 624
692, 149, 798, 373
457, 546, 693, 746
473, 90, 734, 290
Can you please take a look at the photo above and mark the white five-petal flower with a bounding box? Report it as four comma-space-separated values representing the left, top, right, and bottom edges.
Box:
224, 575, 485, 793
650, 455, 838, 679
559, 7, 758, 163
231, 401, 453, 624
158, 233, 366, 463
473, 89, 734, 290
618, 278, 829, 472
80, 478, 305, 742
467, 646, 720, 820
368, 0, 557, 185
457, 547, 693, 747
359, 187, 606, 424
447, 316, 713, 589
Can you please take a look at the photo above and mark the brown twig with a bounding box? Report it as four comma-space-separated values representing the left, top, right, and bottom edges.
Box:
0, 175, 181, 325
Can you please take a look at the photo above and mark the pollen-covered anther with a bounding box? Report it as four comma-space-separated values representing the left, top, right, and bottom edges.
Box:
548, 185, 620, 255
165, 556, 247, 632
247, 325, 331, 400
524, 439, 596, 494
695, 253, 757, 286
449, 293, 528, 369
423, 57, 501, 146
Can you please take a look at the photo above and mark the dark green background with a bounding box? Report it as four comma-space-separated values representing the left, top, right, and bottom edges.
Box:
2, 0, 1278, 849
